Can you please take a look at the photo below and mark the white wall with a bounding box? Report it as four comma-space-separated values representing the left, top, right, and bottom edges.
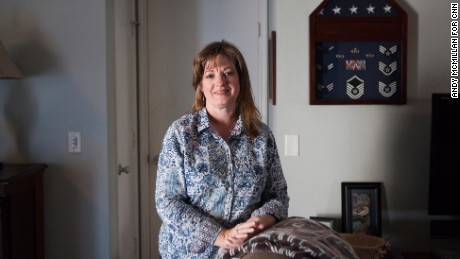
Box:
0, 0, 113, 258
269, 0, 460, 255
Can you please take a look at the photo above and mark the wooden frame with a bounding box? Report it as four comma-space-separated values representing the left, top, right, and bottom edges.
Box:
309, 0, 407, 105
269, 30, 276, 105
342, 182, 382, 236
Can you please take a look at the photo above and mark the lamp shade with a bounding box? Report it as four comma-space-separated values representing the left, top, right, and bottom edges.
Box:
0, 39, 23, 79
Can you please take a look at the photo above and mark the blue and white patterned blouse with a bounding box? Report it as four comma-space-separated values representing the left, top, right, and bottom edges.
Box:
155, 108, 289, 259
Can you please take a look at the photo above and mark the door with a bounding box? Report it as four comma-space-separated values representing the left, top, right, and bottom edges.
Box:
139, 1, 268, 258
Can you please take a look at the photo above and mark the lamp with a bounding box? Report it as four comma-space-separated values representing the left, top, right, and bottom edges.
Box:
0, 39, 23, 79
0, 39, 23, 170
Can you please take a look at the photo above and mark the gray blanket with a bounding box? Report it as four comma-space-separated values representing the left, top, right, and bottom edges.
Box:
219, 217, 359, 259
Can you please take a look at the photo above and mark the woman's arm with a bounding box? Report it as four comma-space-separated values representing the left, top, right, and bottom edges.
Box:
155, 125, 223, 253
251, 130, 290, 221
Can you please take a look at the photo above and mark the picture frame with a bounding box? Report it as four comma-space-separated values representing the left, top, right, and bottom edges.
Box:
310, 216, 335, 230
342, 182, 382, 236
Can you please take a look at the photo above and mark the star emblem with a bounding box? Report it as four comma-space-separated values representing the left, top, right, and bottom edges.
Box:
332, 5, 341, 15
383, 4, 392, 13
349, 5, 358, 14
367, 5, 375, 14
384, 86, 391, 93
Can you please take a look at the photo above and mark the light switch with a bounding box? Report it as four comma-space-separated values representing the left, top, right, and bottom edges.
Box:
285, 135, 299, 156
68, 131, 81, 153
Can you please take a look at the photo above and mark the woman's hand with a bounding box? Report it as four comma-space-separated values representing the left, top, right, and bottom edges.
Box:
247, 215, 277, 233
214, 221, 258, 249
214, 215, 277, 249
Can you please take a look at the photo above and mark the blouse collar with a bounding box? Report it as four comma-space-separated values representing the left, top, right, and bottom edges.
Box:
197, 108, 244, 137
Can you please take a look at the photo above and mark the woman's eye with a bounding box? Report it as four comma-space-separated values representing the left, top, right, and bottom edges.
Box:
224, 71, 232, 77
205, 74, 214, 79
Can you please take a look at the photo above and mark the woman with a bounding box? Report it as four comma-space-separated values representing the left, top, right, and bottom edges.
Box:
155, 41, 289, 258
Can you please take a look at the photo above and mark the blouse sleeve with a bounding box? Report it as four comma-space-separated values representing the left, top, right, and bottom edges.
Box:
251, 130, 289, 221
155, 125, 222, 253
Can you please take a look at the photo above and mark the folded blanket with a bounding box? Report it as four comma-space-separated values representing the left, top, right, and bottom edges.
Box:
218, 217, 359, 259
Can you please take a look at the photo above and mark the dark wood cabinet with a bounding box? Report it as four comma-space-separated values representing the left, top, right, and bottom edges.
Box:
0, 164, 46, 259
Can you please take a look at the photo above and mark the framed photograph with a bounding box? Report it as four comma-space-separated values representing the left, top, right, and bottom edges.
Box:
342, 182, 382, 236
310, 216, 335, 230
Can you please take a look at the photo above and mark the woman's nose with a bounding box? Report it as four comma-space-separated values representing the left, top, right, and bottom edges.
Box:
216, 72, 226, 85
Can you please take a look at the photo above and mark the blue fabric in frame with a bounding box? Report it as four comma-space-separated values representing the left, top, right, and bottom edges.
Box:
315, 41, 402, 101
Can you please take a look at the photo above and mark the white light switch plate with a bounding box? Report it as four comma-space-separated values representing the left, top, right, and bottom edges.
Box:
285, 135, 299, 156
68, 131, 81, 153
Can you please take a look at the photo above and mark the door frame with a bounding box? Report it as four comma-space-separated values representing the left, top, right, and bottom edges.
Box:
137, 0, 151, 257
112, 0, 141, 258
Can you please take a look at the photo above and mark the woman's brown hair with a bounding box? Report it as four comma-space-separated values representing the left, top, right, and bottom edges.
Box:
191, 41, 261, 138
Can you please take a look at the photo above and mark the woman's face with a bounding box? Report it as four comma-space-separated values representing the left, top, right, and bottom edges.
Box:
201, 54, 240, 111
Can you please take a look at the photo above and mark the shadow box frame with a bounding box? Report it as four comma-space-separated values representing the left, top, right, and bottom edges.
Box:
309, 0, 408, 105
341, 182, 382, 236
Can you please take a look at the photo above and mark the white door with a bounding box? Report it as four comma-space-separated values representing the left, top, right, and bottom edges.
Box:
140, 1, 268, 258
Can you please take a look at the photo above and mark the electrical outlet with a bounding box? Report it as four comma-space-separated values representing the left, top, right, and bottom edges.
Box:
68, 132, 81, 153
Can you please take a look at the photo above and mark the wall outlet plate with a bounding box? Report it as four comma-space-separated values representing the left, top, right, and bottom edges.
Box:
68, 132, 81, 153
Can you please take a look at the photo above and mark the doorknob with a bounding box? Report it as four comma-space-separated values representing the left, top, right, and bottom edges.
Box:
118, 164, 129, 175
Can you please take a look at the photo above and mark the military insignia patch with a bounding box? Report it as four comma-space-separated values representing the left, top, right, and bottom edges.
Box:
347, 75, 365, 99
316, 63, 335, 71
379, 61, 397, 76
379, 81, 397, 97
379, 45, 397, 56
317, 83, 334, 92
